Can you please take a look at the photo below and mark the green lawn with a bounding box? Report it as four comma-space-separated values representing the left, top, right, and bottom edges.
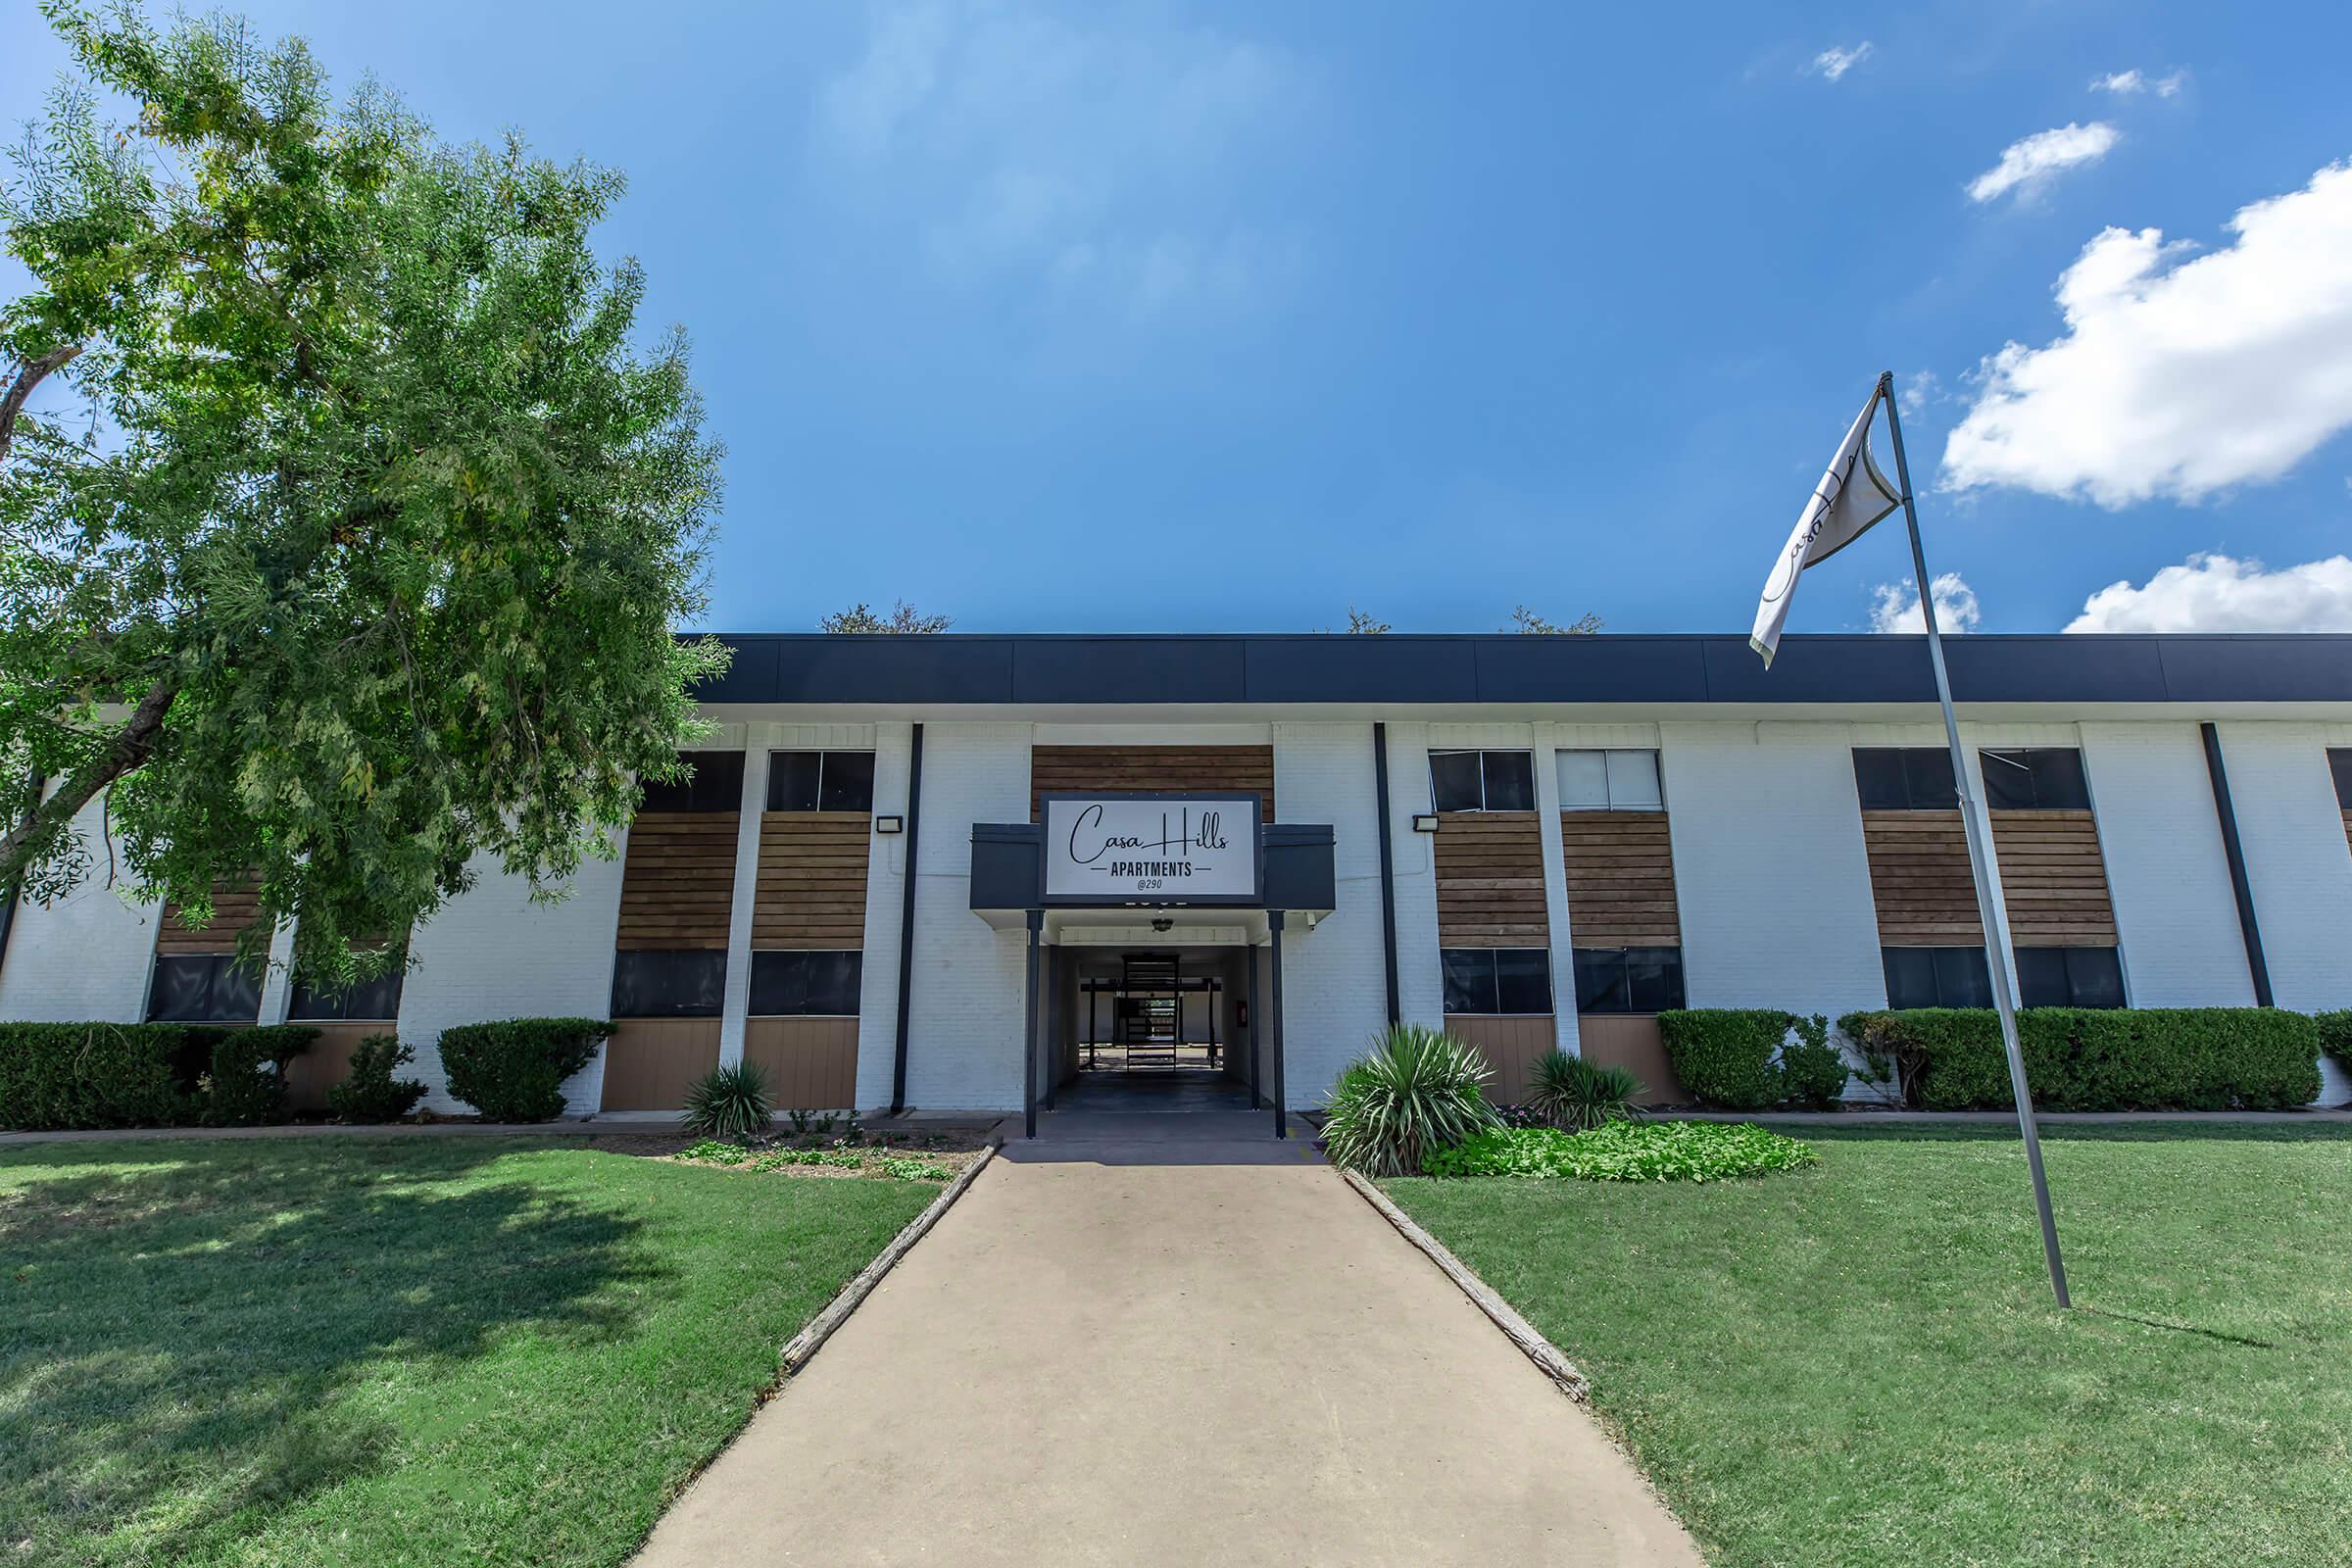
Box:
0, 1138, 935, 1567
1385, 1124, 2352, 1568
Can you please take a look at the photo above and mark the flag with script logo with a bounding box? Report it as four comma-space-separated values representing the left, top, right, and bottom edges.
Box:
1749, 383, 1904, 666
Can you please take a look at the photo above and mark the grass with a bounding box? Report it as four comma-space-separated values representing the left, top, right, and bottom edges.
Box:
0, 1137, 937, 1567
1385, 1123, 2352, 1567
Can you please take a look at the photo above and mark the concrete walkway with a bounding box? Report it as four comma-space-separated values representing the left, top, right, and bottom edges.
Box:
633, 1112, 1701, 1567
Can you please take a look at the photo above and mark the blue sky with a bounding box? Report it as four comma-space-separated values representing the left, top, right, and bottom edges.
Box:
9, 1, 2352, 637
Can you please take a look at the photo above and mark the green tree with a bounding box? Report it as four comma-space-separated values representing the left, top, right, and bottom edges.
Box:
820, 601, 953, 633
1504, 605, 1603, 635
0, 4, 725, 987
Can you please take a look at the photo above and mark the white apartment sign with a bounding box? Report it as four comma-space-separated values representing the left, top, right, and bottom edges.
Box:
1040, 793, 1262, 905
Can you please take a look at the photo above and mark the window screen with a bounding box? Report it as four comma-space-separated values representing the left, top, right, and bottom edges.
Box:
610, 950, 727, 1017
1881, 947, 1993, 1009
768, 751, 877, 812
288, 965, 405, 1021
2015, 946, 2126, 1008
1558, 750, 1663, 810
1572, 948, 1687, 1013
1852, 748, 1959, 810
748, 951, 864, 1016
1440, 948, 1553, 1014
637, 752, 746, 813
1980, 749, 2091, 810
146, 954, 265, 1024
1429, 750, 1536, 812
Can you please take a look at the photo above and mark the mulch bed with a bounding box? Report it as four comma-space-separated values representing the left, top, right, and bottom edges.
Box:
586, 1125, 994, 1181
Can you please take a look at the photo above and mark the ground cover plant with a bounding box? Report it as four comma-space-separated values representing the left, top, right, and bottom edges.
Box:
1424, 1120, 1819, 1181
1387, 1124, 2352, 1567
0, 1136, 934, 1567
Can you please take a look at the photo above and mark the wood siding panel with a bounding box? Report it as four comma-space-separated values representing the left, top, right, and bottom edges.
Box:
742, 1017, 859, 1110
281, 1022, 388, 1113
616, 812, 739, 950
1445, 1013, 1556, 1103
1559, 811, 1680, 948
1863, 809, 1982, 947
753, 813, 871, 949
1991, 808, 2117, 946
155, 882, 268, 956
1029, 746, 1275, 821
1574, 1015, 1689, 1107
2343, 808, 2352, 862
1434, 812, 1548, 947
598, 1019, 721, 1111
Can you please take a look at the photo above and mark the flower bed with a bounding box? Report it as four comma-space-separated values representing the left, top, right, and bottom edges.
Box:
1422, 1120, 1820, 1182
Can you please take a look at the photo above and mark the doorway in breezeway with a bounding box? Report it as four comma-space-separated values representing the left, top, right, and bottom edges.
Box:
1048, 945, 1259, 1113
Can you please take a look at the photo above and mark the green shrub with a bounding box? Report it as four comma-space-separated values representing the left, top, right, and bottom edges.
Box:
1837, 1006, 2320, 1111
194, 1025, 319, 1125
1659, 1009, 1789, 1109
1780, 1013, 1849, 1110
1527, 1051, 1644, 1131
1424, 1121, 1820, 1182
1321, 1024, 1500, 1176
0, 1022, 195, 1129
437, 1017, 611, 1121
2316, 1011, 2352, 1079
327, 1035, 428, 1122
681, 1061, 772, 1139
677, 1139, 753, 1164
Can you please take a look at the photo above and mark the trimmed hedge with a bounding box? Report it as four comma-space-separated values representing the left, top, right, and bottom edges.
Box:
438, 1017, 612, 1121
327, 1034, 429, 1122
2317, 1011, 2352, 1077
1657, 1009, 1848, 1110
1838, 1006, 2320, 1111
0, 1021, 318, 1130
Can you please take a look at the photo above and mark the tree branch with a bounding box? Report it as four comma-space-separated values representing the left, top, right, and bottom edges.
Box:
0, 678, 178, 883
0, 345, 85, 466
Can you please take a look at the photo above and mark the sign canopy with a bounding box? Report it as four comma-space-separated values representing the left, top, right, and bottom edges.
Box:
1040, 793, 1262, 906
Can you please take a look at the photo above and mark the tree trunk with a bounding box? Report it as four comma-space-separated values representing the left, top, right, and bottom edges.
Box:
0, 679, 178, 882
0, 345, 83, 466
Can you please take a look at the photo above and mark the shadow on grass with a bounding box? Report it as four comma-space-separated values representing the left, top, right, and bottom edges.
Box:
2076, 1305, 2278, 1348
0, 1141, 658, 1563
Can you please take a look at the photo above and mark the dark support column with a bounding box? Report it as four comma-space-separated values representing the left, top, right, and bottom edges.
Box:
1269, 910, 1289, 1139
1042, 944, 1060, 1110
888, 725, 925, 1114
2200, 721, 2275, 1007
1372, 722, 1401, 1025
1246, 940, 1262, 1108
1023, 909, 1043, 1138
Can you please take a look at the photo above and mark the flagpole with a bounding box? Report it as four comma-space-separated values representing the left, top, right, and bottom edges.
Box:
1876, 370, 2071, 1309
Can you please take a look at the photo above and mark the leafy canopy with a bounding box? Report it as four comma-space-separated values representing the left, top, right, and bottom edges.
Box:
0, 2, 726, 987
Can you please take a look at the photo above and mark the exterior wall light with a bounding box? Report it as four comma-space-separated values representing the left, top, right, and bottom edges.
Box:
874, 815, 906, 835
1412, 814, 1440, 833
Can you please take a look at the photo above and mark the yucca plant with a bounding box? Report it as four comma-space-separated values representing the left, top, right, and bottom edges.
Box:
681, 1061, 773, 1140
1526, 1051, 1646, 1132
1320, 1024, 1499, 1176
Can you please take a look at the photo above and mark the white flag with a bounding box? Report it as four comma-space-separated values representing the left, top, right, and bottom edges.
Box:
1750, 383, 1904, 666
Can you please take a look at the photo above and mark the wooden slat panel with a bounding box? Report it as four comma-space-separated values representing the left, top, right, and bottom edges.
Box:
1560, 811, 1679, 947
1992, 808, 2117, 945
752, 813, 871, 949
1575, 1014, 1690, 1107
155, 881, 268, 956
598, 1019, 720, 1111
1445, 1014, 1556, 1104
1864, 809, 1979, 947
742, 1017, 858, 1110
1029, 745, 1274, 821
1435, 812, 1547, 946
617, 811, 738, 950
2343, 808, 2352, 861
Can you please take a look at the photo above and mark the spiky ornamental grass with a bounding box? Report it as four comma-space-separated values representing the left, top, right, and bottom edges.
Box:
1320, 1024, 1500, 1177
1525, 1051, 1646, 1132
680, 1062, 772, 1141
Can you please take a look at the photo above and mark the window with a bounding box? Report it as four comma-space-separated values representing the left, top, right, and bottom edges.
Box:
610, 950, 726, 1017
638, 752, 746, 813
1572, 948, 1687, 1013
1852, 748, 1958, 810
1429, 750, 1535, 812
1883, 945, 2125, 1009
1980, 749, 2091, 810
1441, 948, 1553, 1014
767, 750, 877, 812
2328, 748, 2352, 808
146, 954, 264, 1024
288, 965, 405, 1021
749, 951, 863, 1016
1557, 750, 1664, 811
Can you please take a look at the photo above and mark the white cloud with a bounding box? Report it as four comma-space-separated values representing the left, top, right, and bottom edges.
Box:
1812, 42, 1873, 81
1898, 369, 1944, 416
1941, 161, 2352, 506
2065, 553, 2352, 632
812, 1, 1310, 319
1870, 572, 1982, 635
1966, 122, 2120, 204
2092, 68, 2186, 97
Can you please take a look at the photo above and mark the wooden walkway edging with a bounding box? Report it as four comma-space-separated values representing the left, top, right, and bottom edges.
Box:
778, 1138, 1001, 1377
1340, 1167, 1591, 1402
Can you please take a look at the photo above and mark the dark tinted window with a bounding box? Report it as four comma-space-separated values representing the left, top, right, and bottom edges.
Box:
1481, 751, 1536, 811
288, 965, 405, 1021
1981, 749, 2091, 810
610, 950, 726, 1017
1429, 751, 1484, 812
2017, 946, 2125, 1008
749, 950, 863, 1015
2328, 749, 2352, 809
146, 954, 264, 1023
638, 752, 746, 813
1441, 948, 1552, 1014
1853, 748, 1959, 810
768, 751, 876, 812
768, 752, 822, 811
819, 751, 876, 812
1573, 948, 1686, 1014
1882, 946, 1992, 1009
